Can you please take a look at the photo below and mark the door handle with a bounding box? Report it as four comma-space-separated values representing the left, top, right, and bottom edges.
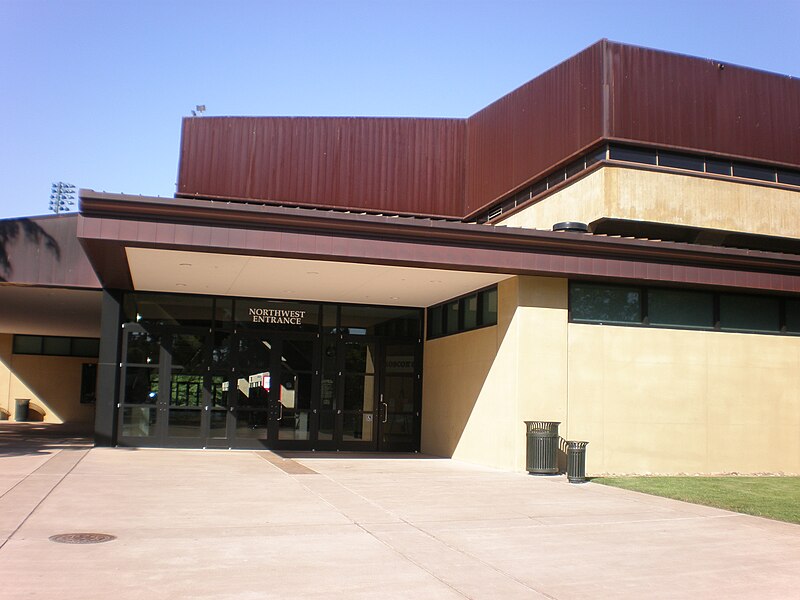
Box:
278, 403, 283, 421
381, 394, 388, 424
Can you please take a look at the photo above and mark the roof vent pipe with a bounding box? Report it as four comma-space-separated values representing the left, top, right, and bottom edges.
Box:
552, 221, 589, 233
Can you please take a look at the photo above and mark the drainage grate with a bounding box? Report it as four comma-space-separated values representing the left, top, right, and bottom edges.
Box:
49, 533, 116, 544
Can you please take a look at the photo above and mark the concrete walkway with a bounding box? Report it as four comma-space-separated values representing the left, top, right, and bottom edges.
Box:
1, 426, 799, 599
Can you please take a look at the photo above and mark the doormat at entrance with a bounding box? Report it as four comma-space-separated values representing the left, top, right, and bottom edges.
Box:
256, 451, 318, 475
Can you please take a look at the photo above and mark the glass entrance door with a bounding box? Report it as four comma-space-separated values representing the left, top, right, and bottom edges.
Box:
230, 332, 320, 448
378, 343, 421, 451
118, 324, 230, 448
319, 336, 420, 451
340, 338, 378, 449
117, 308, 421, 451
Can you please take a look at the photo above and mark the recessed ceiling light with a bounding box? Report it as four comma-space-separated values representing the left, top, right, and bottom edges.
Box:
176, 283, 187, 287
389, 296, 400, 300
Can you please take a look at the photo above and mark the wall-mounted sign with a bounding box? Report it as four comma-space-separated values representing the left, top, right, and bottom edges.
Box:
235, 300, 319, 331
386, 356, 415, 374
248, 308, 306, 325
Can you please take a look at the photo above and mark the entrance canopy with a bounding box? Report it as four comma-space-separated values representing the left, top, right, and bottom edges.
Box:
78, 190, 800, 300
125, 248, 506, 307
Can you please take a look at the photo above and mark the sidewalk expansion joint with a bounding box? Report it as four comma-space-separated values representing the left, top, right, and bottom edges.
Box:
0, 448, 91, 551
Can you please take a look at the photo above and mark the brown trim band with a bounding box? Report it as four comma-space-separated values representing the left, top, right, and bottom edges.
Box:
77, 193, 800, 295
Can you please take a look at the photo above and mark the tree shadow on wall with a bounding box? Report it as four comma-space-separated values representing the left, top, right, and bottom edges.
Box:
0, 219, 61, 282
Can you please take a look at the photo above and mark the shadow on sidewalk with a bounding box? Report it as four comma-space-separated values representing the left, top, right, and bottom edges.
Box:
0, 423, 93, 457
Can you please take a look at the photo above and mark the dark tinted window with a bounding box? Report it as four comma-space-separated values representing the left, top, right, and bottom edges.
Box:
777, 171, 800, 186
213, 297, 234, 327
648, 289, 713, 329
340, 305, 419, 337
571, 284, 641, 324
13, 335, 42, 354
785, 300, 800, 333
720, 294, 780, 332
43, 337, 71, 355
547, 170, 566, 189
13, 335, 100, 357
530, 180, 548, 196
463, 295, 478, 330
566, 158, 585, 178
585, 146, 607, 166
428, 286, 498, 339
658, 152, 704, 172
445, 301, 460, 335
125, 293, 213, 327
514, 189, 532, 204
706, 159, 731, 175
72, 338, 100, 357
609, 146, 657, 165
428, 305, 443, 338
480, 288, 498, 327
732, 163, 775, 182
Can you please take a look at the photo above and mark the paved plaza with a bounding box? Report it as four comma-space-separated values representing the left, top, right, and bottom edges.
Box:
1, 424, 799, 599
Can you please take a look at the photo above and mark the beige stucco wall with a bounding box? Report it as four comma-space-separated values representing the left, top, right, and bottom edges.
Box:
568, 324, 800, 474
501, 166, 800, 238
421, 276, 568, 472
421, 276, 800, 475
0, 333, 96, 427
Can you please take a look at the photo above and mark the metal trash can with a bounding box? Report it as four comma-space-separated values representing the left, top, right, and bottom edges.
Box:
15, 399, 30, 422
567, 441, 589, 483
525, 421, 560, 474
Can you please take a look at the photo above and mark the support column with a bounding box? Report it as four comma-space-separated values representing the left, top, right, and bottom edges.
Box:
94, 290, 122, 446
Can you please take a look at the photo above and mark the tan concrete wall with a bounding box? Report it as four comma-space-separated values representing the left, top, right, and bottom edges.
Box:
0, 333, 96, 426
501, 166, 800, 238
421, 277, 800, 475
500, 168, 609, 230
421, 276, 568, 472
568, 324, 800, 475
421, 278, 519, 470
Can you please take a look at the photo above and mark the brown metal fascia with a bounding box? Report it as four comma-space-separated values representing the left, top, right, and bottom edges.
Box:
173, 190, 465, 221
78, 190, 800, 278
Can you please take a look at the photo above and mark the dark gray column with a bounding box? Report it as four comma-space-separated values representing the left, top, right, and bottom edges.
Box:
95, 290, 122, 446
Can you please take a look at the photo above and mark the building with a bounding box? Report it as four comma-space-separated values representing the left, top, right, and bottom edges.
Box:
2, 40, 800, 474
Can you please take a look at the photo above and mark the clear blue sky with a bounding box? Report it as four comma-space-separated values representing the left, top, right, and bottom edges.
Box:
1, 0, 798, 218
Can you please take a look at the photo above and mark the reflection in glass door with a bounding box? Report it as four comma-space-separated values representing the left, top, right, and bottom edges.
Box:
379, 343, 420, 451
231, 333, 320, 448
231, 334, 273, 444
118, 325, 231, 448
276, 336, 316, 442
165, 332, 208, 440
341, 339, 377, 447
316, 336, 422, 450
116, 307, 421, 451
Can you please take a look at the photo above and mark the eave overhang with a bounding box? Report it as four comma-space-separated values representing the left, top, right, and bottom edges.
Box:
77, 190, 800, 296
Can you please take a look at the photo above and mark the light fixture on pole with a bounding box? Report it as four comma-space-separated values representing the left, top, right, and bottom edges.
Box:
50, 182, 76, 214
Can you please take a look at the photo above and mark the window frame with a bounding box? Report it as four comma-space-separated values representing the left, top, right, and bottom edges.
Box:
569, 281, 800, 337
426, 285, 498, 340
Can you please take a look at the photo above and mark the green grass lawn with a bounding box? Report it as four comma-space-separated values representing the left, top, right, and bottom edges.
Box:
594, 476, 800, 524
